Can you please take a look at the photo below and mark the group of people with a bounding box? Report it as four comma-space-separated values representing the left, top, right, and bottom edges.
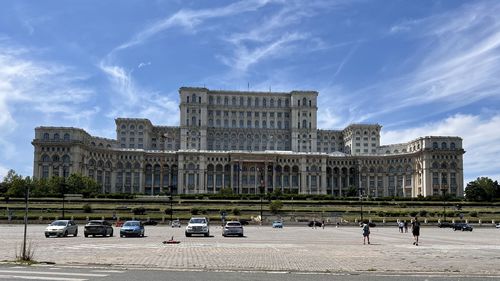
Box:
362, 217, 421, 246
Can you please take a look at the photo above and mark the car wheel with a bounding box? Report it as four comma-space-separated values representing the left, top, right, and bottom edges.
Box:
63, 231, 68, 237
185, 232, 191, 237
74, 230, 78, 237
205, 233, 209, 237
84, 234, 88, 238
45, 234, 49, 238
110, 229, 114, 237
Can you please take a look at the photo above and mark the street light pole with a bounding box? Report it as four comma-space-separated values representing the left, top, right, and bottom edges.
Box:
22, 184, 29, 260
442, 189, 447, 222
170, 186, 173, 223
61, 181, 66, 219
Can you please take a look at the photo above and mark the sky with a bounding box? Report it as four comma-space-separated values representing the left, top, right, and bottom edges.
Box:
0, 0, 499, 184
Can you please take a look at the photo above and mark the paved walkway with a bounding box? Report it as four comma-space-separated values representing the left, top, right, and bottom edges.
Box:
1, 224, 499, 275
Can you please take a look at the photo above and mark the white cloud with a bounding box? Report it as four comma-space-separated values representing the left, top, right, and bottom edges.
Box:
346, 1, 500, 124
98, 61, 179, 126
0, 39, 98, 177
115, 0, 274, 52
381, 113, 500, 183
0, 164, 8, 182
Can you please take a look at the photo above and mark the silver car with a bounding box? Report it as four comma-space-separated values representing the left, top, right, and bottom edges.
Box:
222, 221, 244, 237
45, 220, 78, 238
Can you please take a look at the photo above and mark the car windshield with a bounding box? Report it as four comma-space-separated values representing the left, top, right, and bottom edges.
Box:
124, 221, 140, 227
190, 218, 206, 224
227, 222, 241, 227
88, 221, 103, 225
50, 221, 68, 226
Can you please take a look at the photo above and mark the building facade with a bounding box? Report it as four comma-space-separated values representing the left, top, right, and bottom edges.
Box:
32, 87, 465, 197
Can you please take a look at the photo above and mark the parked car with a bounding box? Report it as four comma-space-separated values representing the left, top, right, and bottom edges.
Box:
84, 220, 114, 237
222, 221, 244, 237
45, 220, 78, 238
120, 220, 145, 237
272, 220, 283, 228
308, 221, 323, 227
438, 222, 454, 228
453, 223, 473, 231
171, 219, 181, 228
185, 217, 210, 237
143, 220, 158, 226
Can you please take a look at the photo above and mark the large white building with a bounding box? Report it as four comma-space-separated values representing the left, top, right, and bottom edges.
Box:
32, 87, 465, 197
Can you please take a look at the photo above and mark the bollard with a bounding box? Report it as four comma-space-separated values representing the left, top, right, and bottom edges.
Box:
71, 216, 74, 220
478, 219, 482, 225
162, 216, 165, 223
452, 219, 455, 223
383, 219, 386, 224
39, 216, 43, 221
102, 216, 105, 220
86, 216, 89, 221
424, 219, 427, 224
465, 219, 468, 223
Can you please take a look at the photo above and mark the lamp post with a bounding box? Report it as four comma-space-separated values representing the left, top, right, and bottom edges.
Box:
60, 180, 67, 219
169, 185, 173, 223
22, 184, 30, 261
359, 191, 364, 222
442, 188, 447, 222
258, 167, 265, 225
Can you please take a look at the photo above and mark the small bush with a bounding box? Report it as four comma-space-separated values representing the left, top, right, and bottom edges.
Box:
132, 207, 146, 215
191, 207, 200, 215
409, 211, 418, 217
82, 203, 92, 213
469, 211, 478, 217
232, 208, 241, 216
419, 210, 428, 217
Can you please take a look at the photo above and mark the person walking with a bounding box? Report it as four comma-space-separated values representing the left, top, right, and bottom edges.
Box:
322, 220, 325, 229
362, 221, 370, 245
411, 217, 421, 246
398, 221, 404, 233
404, 220, 408, 233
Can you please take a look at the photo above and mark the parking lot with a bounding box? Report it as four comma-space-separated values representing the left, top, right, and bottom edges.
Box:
1, 223, 499, 275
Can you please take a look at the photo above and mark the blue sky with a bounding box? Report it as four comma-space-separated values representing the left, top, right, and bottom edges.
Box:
1, 0, 499, 184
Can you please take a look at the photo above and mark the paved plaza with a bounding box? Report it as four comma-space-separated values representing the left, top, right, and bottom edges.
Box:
0, 224, 499, 275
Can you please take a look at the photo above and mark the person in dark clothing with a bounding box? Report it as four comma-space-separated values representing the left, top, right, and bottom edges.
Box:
411, 217, 421, 246
404, 220, 408, 233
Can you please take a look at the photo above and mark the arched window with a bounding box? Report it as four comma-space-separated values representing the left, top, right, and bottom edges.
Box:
224, 97, 228, 105
441, 142, 447, 149
63, 133, 70, 141
239, 97, 244, 106
247, 97, 252, 106
42, 155, 50, 162
209, 96, 214, 105
192, 94, 196, 103
187, 96, 189, 103
302, 98, 307, 106
217, 96, 221, 104
53, 133, 60, 140
232, 97, 236, 105
432, 162, 439, 169
192, 116, 196, 126
263, 99, 267, 107
450, 142, 456, 149
270, 99, 274, 107
278, 99, 282, 107
255, 98, 260, 107
43, 133, 49, 140
302, 120, 307, 128
62, 155, 70, 163
432, 142, 438, 149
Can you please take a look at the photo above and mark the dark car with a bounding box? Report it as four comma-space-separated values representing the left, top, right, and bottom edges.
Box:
143, 220, 158, 226
438, 222, 454, 228
453, 223, 473, 231
84, 220, 114, 237
308, 221, 323, 227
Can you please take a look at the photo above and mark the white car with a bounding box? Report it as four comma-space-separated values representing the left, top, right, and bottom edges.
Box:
222, 221, 244, 237
45, 220, 78, 237
185, 217, 210, 237
171, 219, 181, 228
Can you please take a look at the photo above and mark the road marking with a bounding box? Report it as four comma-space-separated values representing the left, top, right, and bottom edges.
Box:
91, 270, 125, 273
0, 270, 107, 277
0, 274, 87, 281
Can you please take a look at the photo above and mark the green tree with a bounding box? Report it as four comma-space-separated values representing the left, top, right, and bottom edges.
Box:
3, 170, 28, 197
269, 200, 283, 214
219, 187, 233, 196
465, 177, 500, 201
345, 186, 358, 197
65, 174, 100, 197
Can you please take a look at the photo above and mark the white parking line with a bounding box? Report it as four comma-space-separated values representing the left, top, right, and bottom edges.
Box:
91, 270, 125, 273
0, 270, 107, 277
0, 274, 87, 281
